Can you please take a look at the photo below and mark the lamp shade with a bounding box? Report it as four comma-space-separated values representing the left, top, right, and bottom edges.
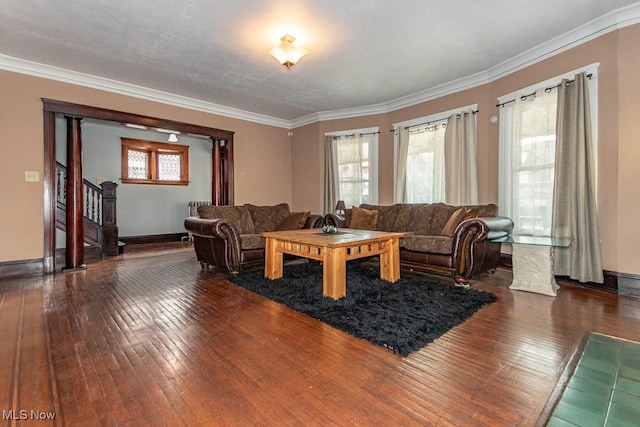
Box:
335, 200, 346, 213
269, 34, 308, 69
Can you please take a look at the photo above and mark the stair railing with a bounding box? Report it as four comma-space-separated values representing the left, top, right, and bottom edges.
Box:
56, 162, 119, 255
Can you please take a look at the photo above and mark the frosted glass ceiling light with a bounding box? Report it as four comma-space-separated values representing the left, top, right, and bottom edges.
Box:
269, 34, 308, 69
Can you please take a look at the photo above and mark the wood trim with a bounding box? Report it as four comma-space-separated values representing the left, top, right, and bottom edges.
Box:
42, 99, 235, 140
535, 331, 592, 427
0, 258, 44, 280
119, 233, 189, 245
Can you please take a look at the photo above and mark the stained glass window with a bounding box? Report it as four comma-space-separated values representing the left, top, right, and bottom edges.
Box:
158, 153, 181, 181
127, 149, 149, 179
121, 138, 189, 185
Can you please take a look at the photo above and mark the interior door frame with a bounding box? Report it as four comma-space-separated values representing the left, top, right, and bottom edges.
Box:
42, 98, 235, 273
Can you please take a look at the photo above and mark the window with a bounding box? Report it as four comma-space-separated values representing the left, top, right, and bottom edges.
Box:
330, 130, 378, 208
121, 138, 189, 185
394, 105, 476, 204
498, 66, 597, 237
405, 123, 446, 203
500, 92, 557, 236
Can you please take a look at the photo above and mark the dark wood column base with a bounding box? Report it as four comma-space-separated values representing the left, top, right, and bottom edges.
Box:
62, 264, 87, 272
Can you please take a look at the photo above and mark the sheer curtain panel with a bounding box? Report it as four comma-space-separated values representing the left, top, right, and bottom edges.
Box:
500, 89, 557, 236
444, 111, 478, 205
405, 124, 446, 203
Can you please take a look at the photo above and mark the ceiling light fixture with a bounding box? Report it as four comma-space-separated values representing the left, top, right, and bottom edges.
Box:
268, 34, 308, 69
168, 133, 178, 143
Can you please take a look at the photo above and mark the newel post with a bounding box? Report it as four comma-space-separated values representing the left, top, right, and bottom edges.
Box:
101, 181, 119, 256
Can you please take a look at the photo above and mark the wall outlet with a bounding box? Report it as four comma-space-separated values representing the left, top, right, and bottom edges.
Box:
25, 171, 40, 182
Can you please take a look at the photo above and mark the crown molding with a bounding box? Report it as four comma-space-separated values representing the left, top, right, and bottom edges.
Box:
302, 1, 640, 126
290, 103, 388, 128
1, 3, 639, 130
0, 54, 291, 129
486, 2, 640, 82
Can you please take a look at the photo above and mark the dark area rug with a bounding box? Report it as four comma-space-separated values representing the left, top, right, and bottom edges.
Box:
230, 262, 498, 356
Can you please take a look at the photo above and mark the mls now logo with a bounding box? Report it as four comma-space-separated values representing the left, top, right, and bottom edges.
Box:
3, 410, 56, 420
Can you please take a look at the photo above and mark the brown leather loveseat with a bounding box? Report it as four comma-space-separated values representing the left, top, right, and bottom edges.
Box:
184, 203, 323, 273
324, 203, 513, 285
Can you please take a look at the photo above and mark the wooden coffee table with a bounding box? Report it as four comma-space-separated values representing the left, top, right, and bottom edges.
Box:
262, 228, 405, 299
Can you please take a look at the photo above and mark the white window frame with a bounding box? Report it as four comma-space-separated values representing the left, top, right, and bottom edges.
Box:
326, 127, 379, 206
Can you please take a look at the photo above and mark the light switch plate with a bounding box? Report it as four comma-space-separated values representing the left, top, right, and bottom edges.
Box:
25, 171, 40, 182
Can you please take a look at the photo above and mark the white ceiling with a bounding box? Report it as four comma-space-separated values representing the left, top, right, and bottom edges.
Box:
1, 0, 639, 126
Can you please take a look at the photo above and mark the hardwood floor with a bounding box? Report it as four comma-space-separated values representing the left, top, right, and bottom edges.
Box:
1, 243, 639, 426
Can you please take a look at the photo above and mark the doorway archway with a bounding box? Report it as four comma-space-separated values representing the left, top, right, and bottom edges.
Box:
42, 98, 234, 273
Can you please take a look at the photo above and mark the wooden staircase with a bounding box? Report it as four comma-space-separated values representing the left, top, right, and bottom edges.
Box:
55, 162, 121, 260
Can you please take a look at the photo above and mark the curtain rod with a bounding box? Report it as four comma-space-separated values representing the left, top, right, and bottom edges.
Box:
398, 110, 479, 131
332, 131, 380, 139
496, 73, 592, 108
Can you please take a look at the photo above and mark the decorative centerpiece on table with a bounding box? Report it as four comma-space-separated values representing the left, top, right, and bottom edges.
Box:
322, 225, 338, 234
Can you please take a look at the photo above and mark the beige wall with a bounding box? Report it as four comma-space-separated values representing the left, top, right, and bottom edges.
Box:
616, 24, 640, 274
0, 71, 293, 263
2, 23, 640, 276
291, 24, 640, 276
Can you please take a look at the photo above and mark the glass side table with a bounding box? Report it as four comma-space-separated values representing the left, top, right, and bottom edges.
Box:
492, 235, 572, 296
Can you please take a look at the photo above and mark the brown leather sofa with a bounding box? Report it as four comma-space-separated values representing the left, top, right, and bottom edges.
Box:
184, 203, 323, 273
324, 203, 513, 285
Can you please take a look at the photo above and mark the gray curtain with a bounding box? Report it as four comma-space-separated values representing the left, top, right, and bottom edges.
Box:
552, 72, 603, 283
444, 111, 478, 205
394, 126, 410, 203
323, 135, 337, 214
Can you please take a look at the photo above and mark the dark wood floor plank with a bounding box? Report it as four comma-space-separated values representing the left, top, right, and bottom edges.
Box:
1, 242, 640, 426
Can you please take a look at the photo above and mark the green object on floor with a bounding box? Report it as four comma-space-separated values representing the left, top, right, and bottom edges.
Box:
547, 333, 640, 427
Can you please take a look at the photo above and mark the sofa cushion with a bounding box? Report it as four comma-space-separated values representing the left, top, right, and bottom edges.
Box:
402, 235, 453, 254
240, 234, 265, 250
350, 206, 378, 230
276, 211, 310, 230
394, 204, 432, 234
197, 205, 256, 234
441, 207, 478, 237
359, 203, 402, 231
245, 203, 290, 233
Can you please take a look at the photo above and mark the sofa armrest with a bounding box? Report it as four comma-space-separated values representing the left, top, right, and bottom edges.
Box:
452, 216, 514, 282
185, 217, 241, 240
455, 216, 514, 242
303, 214, 325, 229
184, 217, 242, 272
323, 213, 347, 228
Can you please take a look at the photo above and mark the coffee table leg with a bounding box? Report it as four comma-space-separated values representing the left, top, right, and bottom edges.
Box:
323, 247, 347, 299
380, 238, 400, 283
264, 237, 283, 279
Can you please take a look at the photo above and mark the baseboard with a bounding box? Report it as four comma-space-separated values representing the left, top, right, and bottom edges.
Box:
0, 258, 44, 280
617, 272, 640, 297
119, 232, 189, 245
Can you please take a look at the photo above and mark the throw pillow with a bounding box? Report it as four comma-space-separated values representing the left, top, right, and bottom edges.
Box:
350, 206, 378, 230
441, 207, 477, 237
276, 211, 310, 230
